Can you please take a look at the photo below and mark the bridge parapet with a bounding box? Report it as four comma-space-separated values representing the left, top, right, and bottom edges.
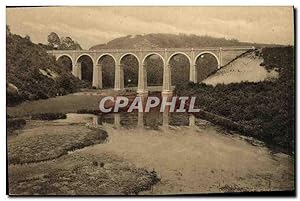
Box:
47, 46, 254, 54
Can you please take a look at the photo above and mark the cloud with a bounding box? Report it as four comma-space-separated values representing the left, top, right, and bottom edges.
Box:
6, 7, 294, 49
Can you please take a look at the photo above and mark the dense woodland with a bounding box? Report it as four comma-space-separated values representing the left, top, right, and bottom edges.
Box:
175, 47, 295, 153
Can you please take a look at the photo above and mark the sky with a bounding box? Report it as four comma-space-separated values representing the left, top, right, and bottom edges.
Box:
6, 6, 294, 49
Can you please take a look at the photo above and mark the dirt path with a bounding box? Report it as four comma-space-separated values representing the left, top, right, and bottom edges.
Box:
80, 122, 294, 195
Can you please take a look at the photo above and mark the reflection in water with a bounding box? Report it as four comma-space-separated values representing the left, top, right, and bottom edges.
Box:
114, 113, 121, 128
93, 111, 195, 130
189, 115, 195, 127
92, 115, 99, 126
162, 110, 169, 129
137, 112, 144, 128
92, 93, 196, 130
170, 113, 189, 126
144, 112, 162, 130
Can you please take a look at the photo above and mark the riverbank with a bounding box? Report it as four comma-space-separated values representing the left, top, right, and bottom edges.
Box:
7, 91, 295, 195
8, 116, 160, 195
88, 118, 294, 194
7, 94, 103, 117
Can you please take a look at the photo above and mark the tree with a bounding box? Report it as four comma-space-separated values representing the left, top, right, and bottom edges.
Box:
25, 35, 31, 42
60, 37, 73, 49
61, 36, 82, 50
46, 32, 82, 50
47, 32, 61, 49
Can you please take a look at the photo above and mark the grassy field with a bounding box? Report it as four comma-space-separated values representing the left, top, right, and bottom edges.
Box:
7, 94, 103, 117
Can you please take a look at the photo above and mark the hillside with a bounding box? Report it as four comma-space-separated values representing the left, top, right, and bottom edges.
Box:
6, 27, 83, 106
202, 50, 279, 85
176, 46, 295, 153
90, 33, 262, 50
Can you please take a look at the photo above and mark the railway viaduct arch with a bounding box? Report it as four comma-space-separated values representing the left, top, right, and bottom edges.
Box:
48, 47, 255, 95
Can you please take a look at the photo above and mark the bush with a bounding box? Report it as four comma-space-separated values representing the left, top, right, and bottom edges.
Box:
77, 109, 100, 115
31, 113, 67, 120
7, 118, 26, 134
7, 90, 23, 106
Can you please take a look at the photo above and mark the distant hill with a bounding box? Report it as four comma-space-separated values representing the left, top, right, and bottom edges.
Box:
89, 33, 273, 50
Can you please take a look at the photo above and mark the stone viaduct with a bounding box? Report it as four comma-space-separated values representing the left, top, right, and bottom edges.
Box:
47, 46, 255, 95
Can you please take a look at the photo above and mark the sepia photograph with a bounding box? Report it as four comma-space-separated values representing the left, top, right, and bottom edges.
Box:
5, 5, 295, 196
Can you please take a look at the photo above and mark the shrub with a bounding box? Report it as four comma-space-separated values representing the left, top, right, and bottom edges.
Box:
7, 118, 26, 134
77, 109, 100, 115
31, 113, 67, 120
7, 90, 23, 106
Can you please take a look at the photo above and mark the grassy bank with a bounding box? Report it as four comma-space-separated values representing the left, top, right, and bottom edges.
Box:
8, 121, 108, 164
8, 151, 159, 195
7, 113, 160, 195
176, 46, 295, 154
7, 94, 102, 117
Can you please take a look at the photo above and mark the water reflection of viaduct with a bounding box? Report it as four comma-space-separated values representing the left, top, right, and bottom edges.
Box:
93, 112, 196, 129
47, 47, 255, 95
